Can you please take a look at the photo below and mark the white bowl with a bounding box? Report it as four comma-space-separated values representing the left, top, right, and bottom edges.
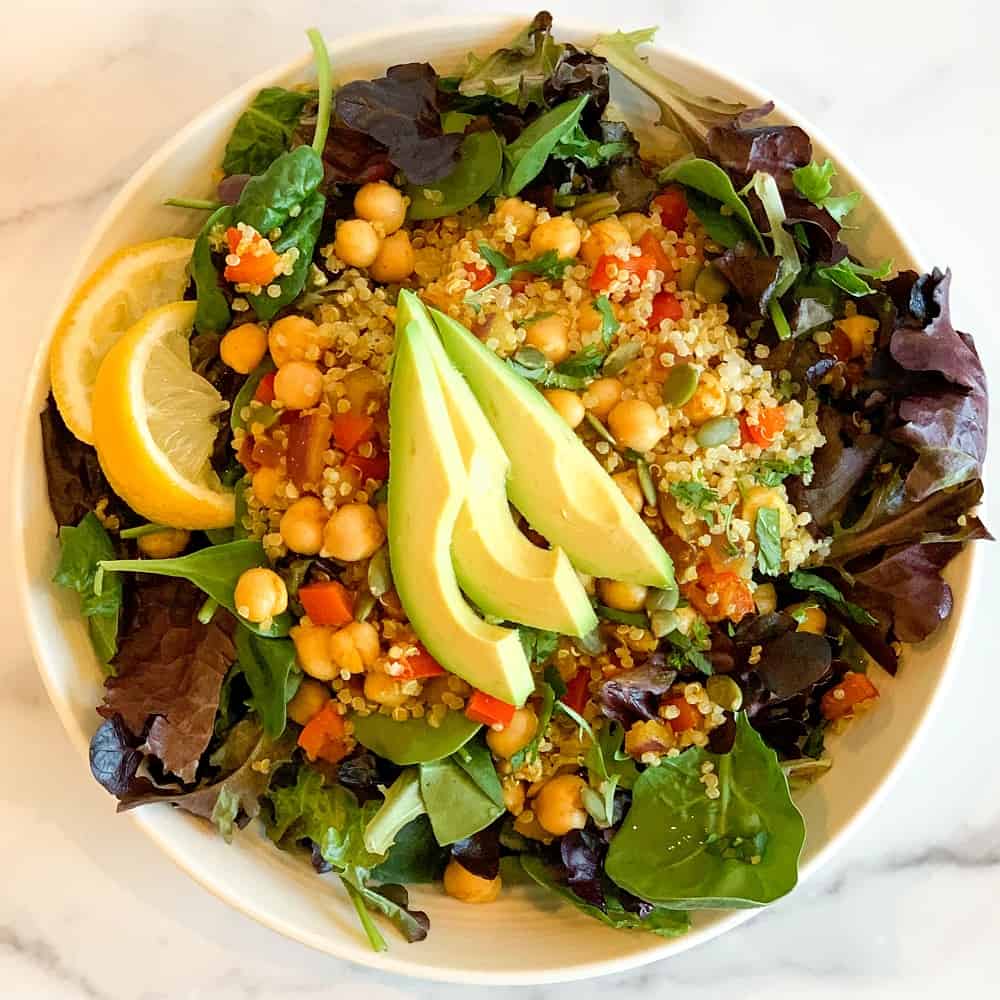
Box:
11, 14, 983, 985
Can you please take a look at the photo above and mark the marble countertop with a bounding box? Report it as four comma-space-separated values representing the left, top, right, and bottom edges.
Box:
2, 0, 998, 996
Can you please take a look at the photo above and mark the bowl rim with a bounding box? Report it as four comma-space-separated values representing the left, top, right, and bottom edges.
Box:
11, 12, 984, 985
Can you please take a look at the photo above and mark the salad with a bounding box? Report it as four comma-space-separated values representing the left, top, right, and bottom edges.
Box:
43, 13, 989, 951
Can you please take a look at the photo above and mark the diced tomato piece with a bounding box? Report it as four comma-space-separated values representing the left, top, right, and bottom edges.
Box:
396, 644, 446, 681
331, 412, 375, 452
251, 436, 281, 468
299, 581, 354, 626
465, 690, 517, 728
821, 672, 879, 721
286, 412, 333, 490
826, 328, 854, 363
223, 227, 280, 286
638, 231, 674, 278
589, 251, 657, 294
561, 668, 590, 715
254, 372, 276, 404
464, 262, 495, 291
345, 448, 389, 483
298, 701, 349, 763
649, 291, 684, 327
662, 695, 702, 733
742, 406, 787, 448
653, 186, 689, 233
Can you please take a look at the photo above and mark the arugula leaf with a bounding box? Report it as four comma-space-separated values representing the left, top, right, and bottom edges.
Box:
594, 294, 619, 344
605, 714, 805, 908
503, 95, 590, 195
418, 757, 504, 845
792, 158, 862, 225
520, 855, 690, 937
53, 512, 122, 669
753, 455, 813, 487
234, 630, 299, 738
816, 257, 893, 297
788, 570, 877, 626
346, 879, 429, 945
222, 87, 311, 176
510, 682, 555, 770
755, 507, 782, 576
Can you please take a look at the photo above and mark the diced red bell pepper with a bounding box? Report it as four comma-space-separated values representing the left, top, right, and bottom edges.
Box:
464, 262, 496, 290
396, 644, 446, 681
286, 412, 333, 490
652, 186, 689, 233
638, 231, 674, 278
821, 672, 879, 720
223, 226, 280, 285
465, 690, 516, 728
742, 406, 787, 448
345, 448, 389, 483
332, 412, 375, 452
298, 701, 349, 763
254, 372, 276, 404
299, 580, 354, 626
589, 250, 657, 294
682, 562, 755, 623
662, 695, 701, 733
561, 668, 590, 715
649, 290, 684, 327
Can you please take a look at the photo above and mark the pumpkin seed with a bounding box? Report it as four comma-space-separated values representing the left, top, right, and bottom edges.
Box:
695, 415, 739, 448
706, 675, 743, 712
513, 346, 549, 371
367, 546, 392, 597
694, 263, 730, 304
676, 258, 702, 291
660, 362, 699, 407
354, 592, 377, 622
649, 609, 679, 637
636, 458, 657, 507
584, 411, 616, 445
602, 340, 641, 376
645, 586, 679, 613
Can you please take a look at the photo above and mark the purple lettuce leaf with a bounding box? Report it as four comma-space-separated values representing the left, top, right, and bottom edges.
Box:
598, 654, 677, 727
781, 192, 848, 264
713, 241, 781, 315
754, 631, 833, 700
89, 714, 143, 798
451, 821, 502, 881
706, 112, 812, 191
560, 828, 607, 911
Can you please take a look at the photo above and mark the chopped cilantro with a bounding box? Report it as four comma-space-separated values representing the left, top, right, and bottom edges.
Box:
788, 570, 877, 626
754, 507, 782, 576
594, 294, 619, 345
468, 242, 575, 300
753, 455, 814, 487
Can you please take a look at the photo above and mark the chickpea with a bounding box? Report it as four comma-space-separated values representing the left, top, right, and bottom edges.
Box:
598, 578, 648, 612
268, 315, 318, 366
287, 678, 331, 726
342, 367, 382, 414
486, 706, 538, 759
612, 469, 644, 513
322, 503, 386, 562
542, 388, 584, 428
279, 497, 328, 555
789, 603, 827, 636
523, 314, 570, 364
334, 218, 381, 269
137, 527, 190, 559
608, 398, 664, 453
682, 370, 727, 426
502, 778, 526, 815
529, 216, 581, 259
274, 361, 324, 410
329, 621, 381, 674
234, 567, 288, 623
354, 181, 406, 235
251, 466, 280, 505
369, 230, 415, 283
624, 719, 675, 757
220, 323, 268, 374
582, 377, 623, 418
533, 774, 588, 836
577, 297, 604, 335
364, 671, 408, 708
513, 810, 552, 842
291, 625, 337, 680
620, 211, 652, 242
754, 582, 778, 616
443, 859, 501, 904
581, 217, 631, 266
741, 485, 795, 536
495, 196, 537, 236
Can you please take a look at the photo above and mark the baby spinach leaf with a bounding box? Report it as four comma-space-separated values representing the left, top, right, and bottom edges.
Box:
520, 856, 690, 937
406, 130, 503, 220
816, 257, 893, 297
53, 512, 122, 669
605, 714, 805, 908
418, 757, 504, 845
192, 205, 235, 333
351, 710, 480, 764
230, 360, 276, 433
370, 815, 447, 885
222, 87, 311, 177
660, 158, 763, 250
234, 630, 299, 738
364, 768, 426, 856
503, 94, 590, 195
452, 739, 504, 807
99, 539, 292, 637
755, 507, 782, 576
788, 571, 877, 626
234, 144, 325, 235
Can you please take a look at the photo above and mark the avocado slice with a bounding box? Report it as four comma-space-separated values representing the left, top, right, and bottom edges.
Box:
388, 307, 533, 706
430, 309, 675, 589
396, 292, 597, 637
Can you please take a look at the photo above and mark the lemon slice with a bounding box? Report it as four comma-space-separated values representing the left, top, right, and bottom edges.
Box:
50, 237, 194, 443
92, 301, 235, 530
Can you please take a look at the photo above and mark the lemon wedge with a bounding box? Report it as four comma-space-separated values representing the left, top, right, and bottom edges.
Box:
92, 300, 235, 530
50, 237, 194, 443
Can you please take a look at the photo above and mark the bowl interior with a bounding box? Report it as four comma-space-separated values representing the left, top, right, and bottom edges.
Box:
12, 15, 977, 985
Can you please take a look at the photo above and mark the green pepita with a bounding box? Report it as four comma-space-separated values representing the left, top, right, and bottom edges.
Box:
636, 458, 657, 507
676, 258, 702, 291
706, 674, 743, 712
649, 609, 679, 638
367, 546, 392, 597
584, 411, 617, 445
694, 263, 730, 304
695, 415, 739, 448
661, 362, 699, 407
354, 592, 377, 622
602, 341, 641, 376
645, 586, 679, 613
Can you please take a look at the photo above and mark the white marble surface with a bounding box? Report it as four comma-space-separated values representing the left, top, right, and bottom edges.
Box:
2, 0, 999, 996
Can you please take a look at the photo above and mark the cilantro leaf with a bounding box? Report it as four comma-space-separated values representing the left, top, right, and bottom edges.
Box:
664, 626, 712, 676
753, 455, 814, 487
755, 507, 782, 576
788, 570, 877, 626
519, 626, 560, 664
669, 480, 720, 525
470, 242, 575, 299
594, 294, 619, 344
